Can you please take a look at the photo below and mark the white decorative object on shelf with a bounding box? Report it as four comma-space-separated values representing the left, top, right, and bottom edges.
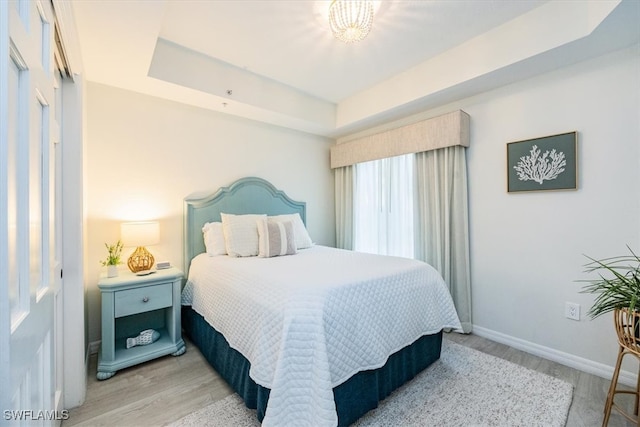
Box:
126, 329, 161, 349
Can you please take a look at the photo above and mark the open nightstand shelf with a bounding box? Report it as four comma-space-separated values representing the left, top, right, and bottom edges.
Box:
97, 267, 185, 380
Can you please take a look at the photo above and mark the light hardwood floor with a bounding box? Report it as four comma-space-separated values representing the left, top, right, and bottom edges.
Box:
64, 333, 634, 426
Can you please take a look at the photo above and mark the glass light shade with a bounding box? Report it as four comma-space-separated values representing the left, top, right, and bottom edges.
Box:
121, 221, 160, 272
328, 0, 374, 43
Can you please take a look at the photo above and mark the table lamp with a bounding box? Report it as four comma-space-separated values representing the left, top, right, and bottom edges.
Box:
121, 221, 160, 273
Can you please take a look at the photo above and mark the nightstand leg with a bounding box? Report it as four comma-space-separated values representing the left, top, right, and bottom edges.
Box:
171, 344, 186, 357
97, 371, 116, 380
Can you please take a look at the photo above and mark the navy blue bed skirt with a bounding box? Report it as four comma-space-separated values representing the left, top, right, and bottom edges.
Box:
182, 307, 443, 426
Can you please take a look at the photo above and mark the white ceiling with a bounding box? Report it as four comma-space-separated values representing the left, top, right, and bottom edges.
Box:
69, 0, 639, 137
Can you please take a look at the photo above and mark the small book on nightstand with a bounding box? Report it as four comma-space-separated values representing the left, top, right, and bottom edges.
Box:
156, 261, 171, 270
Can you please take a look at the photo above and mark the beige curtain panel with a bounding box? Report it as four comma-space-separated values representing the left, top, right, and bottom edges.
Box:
334, 165, 355, 250
414, 146, 472, 333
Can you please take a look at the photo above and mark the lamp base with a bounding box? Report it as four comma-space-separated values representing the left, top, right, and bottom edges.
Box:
127, 246, 155, 273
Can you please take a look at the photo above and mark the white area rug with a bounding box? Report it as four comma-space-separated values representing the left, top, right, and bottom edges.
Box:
169, 340, 573, 426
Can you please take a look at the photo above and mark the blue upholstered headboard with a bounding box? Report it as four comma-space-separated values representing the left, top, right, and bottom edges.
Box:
183, 177, 306, 276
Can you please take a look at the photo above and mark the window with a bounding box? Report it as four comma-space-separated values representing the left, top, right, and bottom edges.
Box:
353, 154, 415, 258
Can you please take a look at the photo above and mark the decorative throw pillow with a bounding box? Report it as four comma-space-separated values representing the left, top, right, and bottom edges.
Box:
202, 222, 227, 256
220, 213, 266, 257
268, 213, 313, 249
257, 218, 297, 258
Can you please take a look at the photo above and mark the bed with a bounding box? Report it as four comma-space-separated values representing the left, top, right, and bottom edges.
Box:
181, 177, 461, 426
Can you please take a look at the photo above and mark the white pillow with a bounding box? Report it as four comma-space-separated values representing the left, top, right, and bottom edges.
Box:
269, 213, 313, 249
202, 222, 226, 256
221, 213, 266, 257
257, 218, 297, 258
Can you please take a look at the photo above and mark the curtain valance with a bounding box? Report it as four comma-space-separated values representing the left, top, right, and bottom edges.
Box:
330, 110, 470, 169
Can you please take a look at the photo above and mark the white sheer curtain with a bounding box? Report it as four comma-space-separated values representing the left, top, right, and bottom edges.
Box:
354, 154, 414, 258
414, 146, 472, 333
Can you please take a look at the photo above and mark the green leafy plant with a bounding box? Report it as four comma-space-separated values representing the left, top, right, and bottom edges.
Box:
580, 246, 640, 319
100, 240, 124, 267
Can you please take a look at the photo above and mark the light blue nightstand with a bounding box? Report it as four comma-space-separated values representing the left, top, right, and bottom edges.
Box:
97, 267, 185, 380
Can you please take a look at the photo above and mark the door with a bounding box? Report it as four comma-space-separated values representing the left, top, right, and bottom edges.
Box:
1, 0, 61, 424
52, 50, 65, 419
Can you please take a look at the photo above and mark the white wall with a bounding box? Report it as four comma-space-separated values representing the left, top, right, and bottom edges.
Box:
463, 46, 639, 371
85, 83, 335, 344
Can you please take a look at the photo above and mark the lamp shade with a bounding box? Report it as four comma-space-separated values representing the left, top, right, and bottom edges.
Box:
121, 221, 160, 247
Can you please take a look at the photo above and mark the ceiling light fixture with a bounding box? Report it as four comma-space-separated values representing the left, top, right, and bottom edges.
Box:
328, 0, 375, 43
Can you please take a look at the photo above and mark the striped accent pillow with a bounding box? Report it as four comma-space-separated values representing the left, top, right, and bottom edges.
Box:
268, 213, 313, 249
257, 219, 297, 258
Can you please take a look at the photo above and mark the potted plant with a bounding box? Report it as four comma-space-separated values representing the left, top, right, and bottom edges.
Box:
580, 246, 640, 328
580, 247, 640, 425
101, 240, 124, 278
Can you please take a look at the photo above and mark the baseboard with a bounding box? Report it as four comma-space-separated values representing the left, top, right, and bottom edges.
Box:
85, 341, 101, 386
85, 342, 94, 377
88, 340, 101, 355
473, 325, 637, 387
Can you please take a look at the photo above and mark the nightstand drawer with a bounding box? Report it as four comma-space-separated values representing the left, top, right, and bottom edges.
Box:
114, 283, 172, 318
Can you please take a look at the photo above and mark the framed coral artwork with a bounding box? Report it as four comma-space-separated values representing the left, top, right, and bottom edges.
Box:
507, 131, 577, 193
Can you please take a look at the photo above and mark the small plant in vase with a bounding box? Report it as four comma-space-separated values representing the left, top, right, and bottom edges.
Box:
101, 240, 124, 278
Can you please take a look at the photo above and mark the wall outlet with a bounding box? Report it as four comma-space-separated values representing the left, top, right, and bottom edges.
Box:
565, 302, 580, 321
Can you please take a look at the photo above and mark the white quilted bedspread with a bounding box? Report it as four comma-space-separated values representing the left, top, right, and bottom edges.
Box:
182, 246, 461, 427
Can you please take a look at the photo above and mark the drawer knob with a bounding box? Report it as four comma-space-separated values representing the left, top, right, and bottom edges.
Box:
142, 297, 149, 303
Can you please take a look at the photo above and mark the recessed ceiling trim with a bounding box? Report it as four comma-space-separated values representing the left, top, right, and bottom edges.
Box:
148, 38, 336, 131
336, 0, 622, 129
